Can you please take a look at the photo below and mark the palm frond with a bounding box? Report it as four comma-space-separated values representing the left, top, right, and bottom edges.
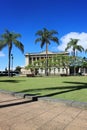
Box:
35, 27, 59, 57
65, 38, 79, 51
12, 33, 21, 39
75, 45, 84, 52
50, 30, 58, 35
50, 37, 59, 44
13, 40, 24, 53
1, 30, 21, 40
35, 38, 42, 44
0, 40, 7, 50
35, 30, 43, 36
65, 44, 72, 51
41, 40, 45, 48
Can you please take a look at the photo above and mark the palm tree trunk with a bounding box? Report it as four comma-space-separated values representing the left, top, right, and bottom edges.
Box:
46, 43, 48, 76
8, 47, 11, 76
73, 49, 76, 75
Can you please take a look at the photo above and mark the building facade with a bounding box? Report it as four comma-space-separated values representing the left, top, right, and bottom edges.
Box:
24, 51, 70, 76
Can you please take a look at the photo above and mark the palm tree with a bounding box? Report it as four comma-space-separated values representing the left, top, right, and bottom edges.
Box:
0, 30, 24, 76
35, 28, 59, 76
65, 38, 84, 75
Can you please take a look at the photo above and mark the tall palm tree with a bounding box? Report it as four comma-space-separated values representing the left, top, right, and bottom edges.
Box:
0, 30, 24, 76
65, 38, 84, 75
35, 28, 59, 76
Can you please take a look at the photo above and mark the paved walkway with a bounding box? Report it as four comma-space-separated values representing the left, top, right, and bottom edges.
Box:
0, 93, 87, 130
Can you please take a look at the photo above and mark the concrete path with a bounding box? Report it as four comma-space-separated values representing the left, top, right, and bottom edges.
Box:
0, 93, 87, 130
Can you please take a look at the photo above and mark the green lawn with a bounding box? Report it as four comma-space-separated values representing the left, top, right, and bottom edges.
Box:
0, 76, 87, 102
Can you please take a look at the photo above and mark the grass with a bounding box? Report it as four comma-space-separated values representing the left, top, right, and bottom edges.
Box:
0, 76, 87, 102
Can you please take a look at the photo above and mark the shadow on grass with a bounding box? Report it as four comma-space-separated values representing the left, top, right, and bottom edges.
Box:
0, 81, 87, 108
0, 79, 25, 83
16, 81, 87, 98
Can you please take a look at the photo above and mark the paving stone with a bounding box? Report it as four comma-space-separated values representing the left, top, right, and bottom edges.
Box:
65, 125, 87, 130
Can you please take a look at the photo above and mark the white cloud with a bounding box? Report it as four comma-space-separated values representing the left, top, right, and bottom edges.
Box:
58, 32, 87, 52
0, 51, 5, 57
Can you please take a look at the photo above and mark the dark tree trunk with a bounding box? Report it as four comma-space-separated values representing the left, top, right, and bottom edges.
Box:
73, 49, 76, 76
45, 43, 48, 76
8, 47, 11, 76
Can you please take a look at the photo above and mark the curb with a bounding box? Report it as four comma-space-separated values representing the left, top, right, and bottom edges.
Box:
38, 97, 87, 109
0, 90, 38, 101
0, 89, 87, 109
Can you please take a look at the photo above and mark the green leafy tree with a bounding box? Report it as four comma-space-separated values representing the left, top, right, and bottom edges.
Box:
59, 55, 71, 75
51, 55, 72, 75
81, 57, 87, 68
35, 28, 59, 76
65, 38, 84, 75
15, 66, 21, 73
0, 30, 24, 76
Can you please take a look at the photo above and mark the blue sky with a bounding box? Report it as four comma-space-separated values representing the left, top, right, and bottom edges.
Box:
0, 0, 87, 70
